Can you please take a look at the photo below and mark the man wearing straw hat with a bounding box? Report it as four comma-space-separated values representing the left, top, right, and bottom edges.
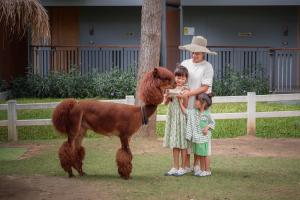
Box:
178, 36, 217, 176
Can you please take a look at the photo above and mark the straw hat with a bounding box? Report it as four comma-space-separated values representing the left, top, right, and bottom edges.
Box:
179, 36, 217, 55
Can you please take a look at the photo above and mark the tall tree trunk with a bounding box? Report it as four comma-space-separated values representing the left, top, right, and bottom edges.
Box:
135, 0, 163, 137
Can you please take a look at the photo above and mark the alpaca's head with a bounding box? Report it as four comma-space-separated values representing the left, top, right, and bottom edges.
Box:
139, 67, 175, 105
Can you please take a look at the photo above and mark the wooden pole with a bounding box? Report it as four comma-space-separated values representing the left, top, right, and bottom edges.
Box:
247, 92, 256, 136
135, 0, 163, 137
8, 100, 18, 141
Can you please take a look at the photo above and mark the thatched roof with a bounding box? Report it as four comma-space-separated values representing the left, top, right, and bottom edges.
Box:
0, 0, 50, 43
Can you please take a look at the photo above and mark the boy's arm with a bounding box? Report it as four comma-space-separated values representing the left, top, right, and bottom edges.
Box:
207, 114, 215, 130
203, 114, 215, 135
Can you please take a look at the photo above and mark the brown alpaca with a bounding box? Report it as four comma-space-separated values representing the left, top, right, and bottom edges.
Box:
52, 67, 175, 179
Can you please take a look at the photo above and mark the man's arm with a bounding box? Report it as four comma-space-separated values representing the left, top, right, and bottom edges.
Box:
181, 85, 208, 98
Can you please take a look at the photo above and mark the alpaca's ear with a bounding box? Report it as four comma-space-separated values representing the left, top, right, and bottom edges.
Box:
152, 67, 160, 78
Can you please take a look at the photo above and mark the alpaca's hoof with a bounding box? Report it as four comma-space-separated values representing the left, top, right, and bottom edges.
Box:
80, 172, 87, 176
121, 175, 131, 180
68, 173, 75, 178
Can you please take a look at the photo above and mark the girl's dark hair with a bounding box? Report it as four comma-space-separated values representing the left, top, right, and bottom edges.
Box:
195, 93, 214, 109
174, 66, 188, 78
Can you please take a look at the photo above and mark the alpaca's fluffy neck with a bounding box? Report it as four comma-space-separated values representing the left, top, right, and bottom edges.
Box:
138, 73, 164, 106
143, 104, 158, 119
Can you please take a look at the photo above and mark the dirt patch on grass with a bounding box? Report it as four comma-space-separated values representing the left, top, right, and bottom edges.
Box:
0, 136, 300, 160
0, 143, 50, 160
2, 136, 300, 160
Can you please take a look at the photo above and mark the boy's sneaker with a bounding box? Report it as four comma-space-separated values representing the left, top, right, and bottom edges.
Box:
174, 168, 186, 176
194, 171, 201, 176
164, 168, 178, 176
195, 171, 211, 177
193, 165, 202, 175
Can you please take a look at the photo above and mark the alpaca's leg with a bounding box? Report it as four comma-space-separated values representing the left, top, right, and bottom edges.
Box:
73, 128, 86, 176
116, 136, 133, 179
58, 142, 74, 177
116, 148, 132, 179
74, 146, 86, 176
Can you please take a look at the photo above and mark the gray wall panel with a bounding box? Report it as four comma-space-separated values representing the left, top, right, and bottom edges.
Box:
181, 7, 297, 48
80, 7, 141, 45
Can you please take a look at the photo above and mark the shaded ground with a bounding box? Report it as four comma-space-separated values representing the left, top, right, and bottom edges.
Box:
1, 136, 300, 200
0, 175, 112, 200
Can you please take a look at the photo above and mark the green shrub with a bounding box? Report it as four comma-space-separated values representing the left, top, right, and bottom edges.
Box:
46, 68, 96, 98
93, 70, 136, 99
10, 68, 136, 99
0, 80, 8, 92
214, 65, 269, 96
11, 76, 30, 97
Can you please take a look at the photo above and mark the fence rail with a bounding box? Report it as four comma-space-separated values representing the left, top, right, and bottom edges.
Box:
0, 93, 299, 141
31, 45, 300, 93
30, 45, 140, 76
181, 46, 270, 80
182, 47, 300, 93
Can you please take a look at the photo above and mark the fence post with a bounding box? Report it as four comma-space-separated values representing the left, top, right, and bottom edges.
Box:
126, 95, 135, 105
8, 100, 18, 141
247, 92, 256, 136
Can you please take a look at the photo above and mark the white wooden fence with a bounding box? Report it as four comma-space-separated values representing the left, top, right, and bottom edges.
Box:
0, 93, 299, 141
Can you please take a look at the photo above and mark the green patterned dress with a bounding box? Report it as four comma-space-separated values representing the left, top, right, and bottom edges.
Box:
163, 97, 188, 149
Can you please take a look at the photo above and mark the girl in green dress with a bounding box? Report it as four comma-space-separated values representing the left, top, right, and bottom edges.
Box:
163, 66, 190, 176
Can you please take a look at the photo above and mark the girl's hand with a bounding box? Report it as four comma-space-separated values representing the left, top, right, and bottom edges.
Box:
177, 96, 183, 103
163, 91, 170, 105
181, 89, 190, 98
178, 90, 188, 98
164, 89, 169, 96
203, 126, 209, 135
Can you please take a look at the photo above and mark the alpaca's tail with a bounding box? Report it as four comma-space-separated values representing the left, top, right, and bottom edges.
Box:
52, 99, 78, 135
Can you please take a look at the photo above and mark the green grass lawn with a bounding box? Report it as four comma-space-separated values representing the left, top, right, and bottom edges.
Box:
0, 147, 27, 161
0, 99, 299, 141
158, 102, 300, 138
0, 138, 299, 200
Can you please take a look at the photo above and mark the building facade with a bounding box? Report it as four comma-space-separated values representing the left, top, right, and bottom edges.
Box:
1, 0, 300, 92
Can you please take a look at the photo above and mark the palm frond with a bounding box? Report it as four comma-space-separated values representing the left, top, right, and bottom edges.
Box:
0, 0, 50, 43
